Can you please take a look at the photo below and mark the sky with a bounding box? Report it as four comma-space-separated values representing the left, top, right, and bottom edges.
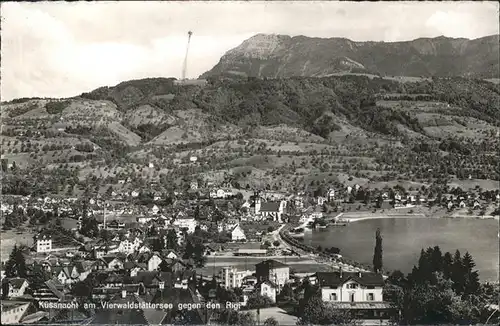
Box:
1, 1, 499, 101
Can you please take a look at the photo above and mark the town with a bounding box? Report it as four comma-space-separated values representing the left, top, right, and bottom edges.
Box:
2, 178, 499, 325
1, 1, 499, 325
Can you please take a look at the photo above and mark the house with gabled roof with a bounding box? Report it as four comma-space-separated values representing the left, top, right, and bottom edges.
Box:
1, 278, 29, 298
101, 255, 125, 270
314, 270, 393, 321
315, 270, 385, 303
255, 199, 286, 223
231, 224, 246, 241
1, 301, 35, 325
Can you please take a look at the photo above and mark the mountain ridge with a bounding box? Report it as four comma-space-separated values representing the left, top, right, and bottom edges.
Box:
201, 34, 500, 79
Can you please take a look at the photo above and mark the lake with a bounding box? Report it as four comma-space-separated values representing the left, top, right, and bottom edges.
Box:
305, 217, 499, 282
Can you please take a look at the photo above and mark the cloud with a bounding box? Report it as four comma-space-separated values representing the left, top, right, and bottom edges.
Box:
1, 1, 498, 101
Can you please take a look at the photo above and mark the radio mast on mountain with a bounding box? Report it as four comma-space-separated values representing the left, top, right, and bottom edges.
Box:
181, 31, 193, 80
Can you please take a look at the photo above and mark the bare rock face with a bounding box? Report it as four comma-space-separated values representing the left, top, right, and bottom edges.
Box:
201, 34, 500, 79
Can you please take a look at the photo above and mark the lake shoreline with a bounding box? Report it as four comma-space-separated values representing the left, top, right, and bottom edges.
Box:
341, 211, 499, 223
307, 217, 499, 282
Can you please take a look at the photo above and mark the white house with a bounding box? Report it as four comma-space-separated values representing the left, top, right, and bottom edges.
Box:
316, 271, 385, 303
54, 266, 80, 285
102, 256, 124, 270
2, 278, 29, 298
210, 188, 233, 199
131, 190, 140, 198
314, 271, 391, 320
327, 188, 336, 202
219, 267, 253, 289
1, 301, 32, 325
231, 225, 246, 241
147, 253, 163, 271
189, 156, 198, 163
118, 237, 142, 254
34, 231, 53, 253
172, 216, 197, 234
257, 280, 277, 303
165, 250, 178, 260
138, 216, 153, 224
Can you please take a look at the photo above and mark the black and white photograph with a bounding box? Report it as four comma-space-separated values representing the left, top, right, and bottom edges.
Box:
0, 1, 499, 325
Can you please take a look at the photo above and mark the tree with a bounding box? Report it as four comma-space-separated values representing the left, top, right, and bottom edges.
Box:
297, 294, 358, 325
462, 251, 480, 297
29, 264, 50, 292
71, 278, 95, 298
166, 229, 178, 251
451, 250, 465, 295
263, 317, 279, 326
246, 293, 274, 309
152, 237, 164, 252
80, 216, 99, 238
183, 239, 195, 260
4, 245, 27, 278
218, 309, 256, 326
277, 283, 295, 303
193, 243, 207, 268
373, 228, 383, 273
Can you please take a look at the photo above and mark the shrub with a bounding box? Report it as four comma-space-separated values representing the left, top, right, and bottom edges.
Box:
46, 101, 70, 114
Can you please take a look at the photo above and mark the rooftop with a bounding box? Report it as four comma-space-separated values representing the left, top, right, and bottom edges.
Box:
256, 259, 289, 269
316, 271, 385, 287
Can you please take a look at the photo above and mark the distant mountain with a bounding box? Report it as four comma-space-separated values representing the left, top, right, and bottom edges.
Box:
201, 34, 500, 79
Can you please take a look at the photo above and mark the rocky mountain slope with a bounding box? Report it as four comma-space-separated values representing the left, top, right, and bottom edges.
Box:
201, 34, 500, 79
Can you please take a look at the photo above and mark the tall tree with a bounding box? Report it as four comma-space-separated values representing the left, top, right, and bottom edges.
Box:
373, 228, 383, 273
165, 229, 178, 251
193, 243, 207, 268
4, 245, 27, 278
442, 252, 453, 279
451, 250, 465, 295
461, 252, 480, 296
183, 239, 194, 260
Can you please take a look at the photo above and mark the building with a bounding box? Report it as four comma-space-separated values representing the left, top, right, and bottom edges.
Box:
314, 271, 393, 321
255, 259, 290, 290
256, 280, 277, 303
147, 253, 163, 272
316, 271, 384, 303
1, 278, 29, 298
172, 216, 197, 234
53, 266, 80, 285
210, 188, 234, 199
230, 225, 246, 241
102, 256, 125, 270
118, 237, 143, 254
34, 231, 53, 253
327, 188, 336, 202
219, 267, 253, 289
255, 199, 286, 223
1, 301, 33, 325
